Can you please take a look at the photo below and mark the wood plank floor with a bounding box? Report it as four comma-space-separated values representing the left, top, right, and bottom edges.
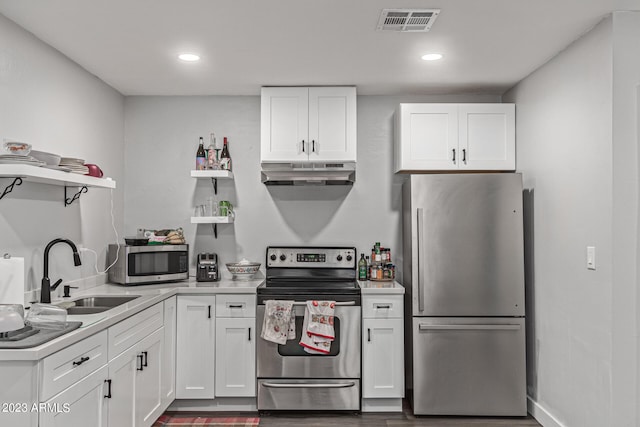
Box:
257, 401, 542, 427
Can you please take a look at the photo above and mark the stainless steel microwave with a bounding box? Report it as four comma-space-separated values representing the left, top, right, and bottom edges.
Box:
107, 244, 189, 285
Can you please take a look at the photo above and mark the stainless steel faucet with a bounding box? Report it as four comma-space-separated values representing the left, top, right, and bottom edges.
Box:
40, 238, 82, 303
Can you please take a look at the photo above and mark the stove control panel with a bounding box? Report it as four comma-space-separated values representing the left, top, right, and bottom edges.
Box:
266, 247, 356, 269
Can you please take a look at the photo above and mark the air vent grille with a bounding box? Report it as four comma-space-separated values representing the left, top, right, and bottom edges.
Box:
377, 9, 440, 32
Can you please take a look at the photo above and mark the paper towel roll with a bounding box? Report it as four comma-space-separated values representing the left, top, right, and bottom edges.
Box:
0, 257, 25, 305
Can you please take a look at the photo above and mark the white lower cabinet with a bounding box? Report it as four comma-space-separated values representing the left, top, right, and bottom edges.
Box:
176, 295, 216, 399
215, 317, 256, 397
39, 365, 109, 427
362, 318, 404, 397
106, 312, 165, 427
361, 292, 405, 412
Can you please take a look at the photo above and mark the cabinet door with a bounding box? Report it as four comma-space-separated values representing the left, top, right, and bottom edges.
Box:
308, 87, 357, 162
40, 365, 108, 427
362, 318, 404, 398
396, 103, 459, 172
161, 296, 177, 407
106, 345, 137, 427
458, 103, 515, 170
215, 317, 256, 397
135, 328, 164, 427
176, 295, 216, 399
261, 87, 309, 162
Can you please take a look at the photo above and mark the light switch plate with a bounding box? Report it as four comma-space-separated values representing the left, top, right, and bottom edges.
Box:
587, 246, 596, 270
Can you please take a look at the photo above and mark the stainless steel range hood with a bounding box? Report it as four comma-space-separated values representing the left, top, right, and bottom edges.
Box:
261, 162, 356, 185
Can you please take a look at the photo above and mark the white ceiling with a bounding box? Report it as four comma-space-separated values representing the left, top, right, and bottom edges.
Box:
0, 0, 635, 96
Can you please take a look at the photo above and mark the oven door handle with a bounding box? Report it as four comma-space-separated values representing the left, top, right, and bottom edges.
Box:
261, 382, 356, 389
291, 301, 356, 306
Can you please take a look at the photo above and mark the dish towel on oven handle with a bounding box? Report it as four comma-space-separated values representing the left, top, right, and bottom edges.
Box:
260, 300, 296, 345
299, 300, 335, 354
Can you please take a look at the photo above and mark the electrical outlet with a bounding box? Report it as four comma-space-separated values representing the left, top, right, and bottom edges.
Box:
587, 246, 596, 270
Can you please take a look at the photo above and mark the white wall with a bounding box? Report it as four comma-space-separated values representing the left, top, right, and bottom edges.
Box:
0, 14, 125, 303
505, 13, 640, 427
123, 93, 498, 279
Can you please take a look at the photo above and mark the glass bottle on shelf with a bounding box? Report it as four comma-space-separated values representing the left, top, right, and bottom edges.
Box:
220, 137, 232, 171
358, 253, 368, 280
196, 137, 206, 170
207, 133, 219, 170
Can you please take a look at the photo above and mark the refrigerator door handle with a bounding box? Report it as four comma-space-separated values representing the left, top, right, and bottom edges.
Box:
418, 324, 522, 331
417, 208, 425, 312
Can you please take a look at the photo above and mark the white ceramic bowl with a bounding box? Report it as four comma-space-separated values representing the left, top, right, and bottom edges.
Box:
226, 261, 261, 280
30, 150, 61, 166
3, 141, 31, 156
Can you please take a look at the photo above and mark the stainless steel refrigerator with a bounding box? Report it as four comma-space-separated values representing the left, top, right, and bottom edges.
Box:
402, 173, 526, 416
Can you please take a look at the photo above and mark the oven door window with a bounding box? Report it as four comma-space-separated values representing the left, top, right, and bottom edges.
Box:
278, 316, 341, 356
128, 251, 188, 276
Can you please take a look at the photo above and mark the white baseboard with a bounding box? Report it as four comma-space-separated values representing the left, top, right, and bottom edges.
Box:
528, 396, 566, 427
169, 397, 256, 412
361, 398, 403, 412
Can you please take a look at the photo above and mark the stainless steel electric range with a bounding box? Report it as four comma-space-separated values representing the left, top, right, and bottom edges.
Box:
256, 246, 361, 412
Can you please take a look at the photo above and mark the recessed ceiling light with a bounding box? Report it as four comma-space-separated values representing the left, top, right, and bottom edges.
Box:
178, 53, 200, 62
421, 53, 443, 61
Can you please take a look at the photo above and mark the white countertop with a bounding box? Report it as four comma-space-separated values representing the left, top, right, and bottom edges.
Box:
0, 277, 263, 361
358, 280, 405, 294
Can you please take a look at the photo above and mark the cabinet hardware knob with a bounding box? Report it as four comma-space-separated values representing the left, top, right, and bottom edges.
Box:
72, 356, 89, 367
104, 379, 112, 399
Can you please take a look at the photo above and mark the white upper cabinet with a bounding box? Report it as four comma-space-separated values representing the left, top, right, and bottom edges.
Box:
261, 87, 357, 162
395, 103, 515, 172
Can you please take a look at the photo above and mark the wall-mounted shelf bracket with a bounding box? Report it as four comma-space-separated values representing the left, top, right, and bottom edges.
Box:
0, 177, 23, 201
65, 186, 88, 206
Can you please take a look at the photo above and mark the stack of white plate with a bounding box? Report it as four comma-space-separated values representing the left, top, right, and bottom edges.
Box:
59, 157, 88, 174
0, 154, 45, 166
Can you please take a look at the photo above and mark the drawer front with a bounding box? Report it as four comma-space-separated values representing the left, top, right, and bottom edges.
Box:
108, 303, 163, 360
41, 330, 108, 401
216, 294, 256, 318
362, 295, 404, 319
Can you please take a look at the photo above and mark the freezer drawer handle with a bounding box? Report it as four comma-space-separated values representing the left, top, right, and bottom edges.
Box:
262, 382, 356, 389
418, 324, 522, 331
417, 208, 425, 312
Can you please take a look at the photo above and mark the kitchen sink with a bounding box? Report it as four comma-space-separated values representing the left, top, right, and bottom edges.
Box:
57, 295, 140, 315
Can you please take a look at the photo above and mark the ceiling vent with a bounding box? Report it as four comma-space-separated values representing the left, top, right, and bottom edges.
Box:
376, 9, 440, 32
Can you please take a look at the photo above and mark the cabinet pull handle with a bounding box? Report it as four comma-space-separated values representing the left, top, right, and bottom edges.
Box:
312, 140, 316, 152
72, 356, 89, 367
104, 379, 112, 399
375, 304, 391, 309
462, 148, 466, 163
248, 327, 252, 341
228, 304, 243, 308
137, 354, 144, 371
302, 140, 305, 152
142, 351, 148, 367
208, 305, 212, 319
452, 148, 456, 163
367, 328, 371, 342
